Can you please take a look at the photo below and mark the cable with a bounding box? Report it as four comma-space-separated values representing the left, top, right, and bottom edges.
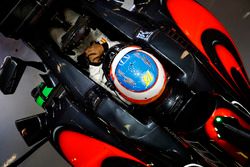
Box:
7, 137, 48, 167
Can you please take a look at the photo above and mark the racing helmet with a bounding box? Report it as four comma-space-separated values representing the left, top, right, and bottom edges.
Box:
104, 45, 167, 105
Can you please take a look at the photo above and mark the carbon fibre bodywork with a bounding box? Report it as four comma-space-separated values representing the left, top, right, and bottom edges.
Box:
0, 0, 249, 166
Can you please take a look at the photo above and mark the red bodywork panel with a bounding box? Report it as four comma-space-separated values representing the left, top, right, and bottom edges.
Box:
205, 108, 250, 165
166, 0, 250, 165
166, 0, 249, 95
167, 0, 230, 56
215, 45, 248, 86
59, 131, 147, 167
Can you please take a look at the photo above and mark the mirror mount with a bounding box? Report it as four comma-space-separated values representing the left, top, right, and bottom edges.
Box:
0, 56, 46, 94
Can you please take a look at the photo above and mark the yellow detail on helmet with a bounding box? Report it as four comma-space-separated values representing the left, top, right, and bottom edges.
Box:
143, 71, 153, 88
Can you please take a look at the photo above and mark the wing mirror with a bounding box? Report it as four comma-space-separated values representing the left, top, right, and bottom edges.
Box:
0, 56, 47, 95
0, 56, 26, 94
15, 113, 48, 146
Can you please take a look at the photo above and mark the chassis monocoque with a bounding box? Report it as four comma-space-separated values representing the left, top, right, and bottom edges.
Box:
0, 0, 249, 166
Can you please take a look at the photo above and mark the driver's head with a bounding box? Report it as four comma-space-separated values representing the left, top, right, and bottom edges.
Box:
103, 45, 167, 105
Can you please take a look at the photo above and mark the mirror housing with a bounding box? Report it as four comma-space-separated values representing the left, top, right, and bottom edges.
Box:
15, 113, 48, 146
0, 56, 26, 94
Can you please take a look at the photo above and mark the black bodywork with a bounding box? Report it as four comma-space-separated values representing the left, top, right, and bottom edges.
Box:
0, 0, 249, 166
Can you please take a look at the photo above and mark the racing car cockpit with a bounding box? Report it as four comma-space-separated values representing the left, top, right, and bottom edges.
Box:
35, 5, 250, 166
0, 0, 250, 166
